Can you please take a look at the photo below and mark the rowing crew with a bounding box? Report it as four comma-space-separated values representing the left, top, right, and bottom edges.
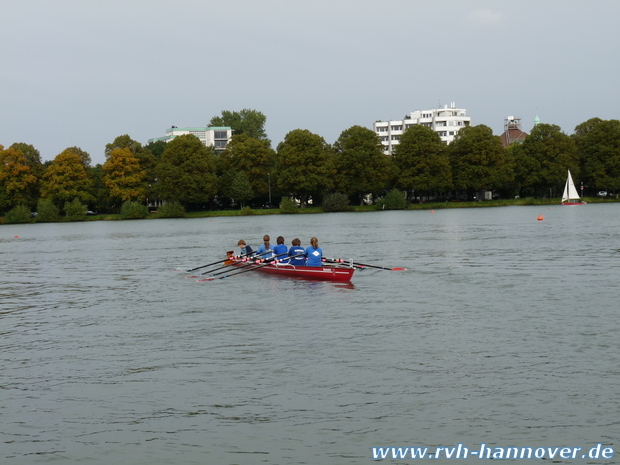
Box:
236, 235, 323, 267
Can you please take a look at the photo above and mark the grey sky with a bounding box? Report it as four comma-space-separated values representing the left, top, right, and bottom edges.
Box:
2, 1, 619, 165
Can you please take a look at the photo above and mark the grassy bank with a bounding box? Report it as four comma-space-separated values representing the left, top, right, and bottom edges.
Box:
1, 197, 618, 225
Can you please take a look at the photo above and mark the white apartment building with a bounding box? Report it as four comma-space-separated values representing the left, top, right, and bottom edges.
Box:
148, 126, 233, 151
373, 102, 471, 155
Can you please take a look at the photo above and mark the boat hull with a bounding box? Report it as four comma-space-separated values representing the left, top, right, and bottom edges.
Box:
231, 261, 354, 282
561, 201, 587, 205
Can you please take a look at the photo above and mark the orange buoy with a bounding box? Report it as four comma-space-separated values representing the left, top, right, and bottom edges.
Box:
430, 210, 435, 213
537, 214, 544, 221
14, 236, 19, 238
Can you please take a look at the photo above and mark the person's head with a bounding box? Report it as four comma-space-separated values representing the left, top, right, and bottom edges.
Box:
237, 239, 246, 248
277, 236, 284, 245
263, 235, 270, 244
292, 238, 301, 246
310, 237, 318, 249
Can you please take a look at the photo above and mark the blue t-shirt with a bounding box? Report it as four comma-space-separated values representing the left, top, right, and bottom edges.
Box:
305, 246, 323, 267
288, 246, 306, 266
256, 243, 273, 259
273, 244, 288, 262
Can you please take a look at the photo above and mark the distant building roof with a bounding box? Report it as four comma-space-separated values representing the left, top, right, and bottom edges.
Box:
500, 127, 528, 147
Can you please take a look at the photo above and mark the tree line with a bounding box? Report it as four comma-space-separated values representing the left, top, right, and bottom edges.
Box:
2, 110, 620, 218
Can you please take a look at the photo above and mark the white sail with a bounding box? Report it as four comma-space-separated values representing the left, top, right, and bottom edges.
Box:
562, 170, 581, 203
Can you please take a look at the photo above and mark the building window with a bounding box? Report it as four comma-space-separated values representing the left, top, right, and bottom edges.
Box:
377, 127, 387, 132
214, 131, 227, 139
214, 140, 227, 148
391, 135, 400, 141
391, 125, 402, 131
435, 121, 446, 127
438, 131, 447, 137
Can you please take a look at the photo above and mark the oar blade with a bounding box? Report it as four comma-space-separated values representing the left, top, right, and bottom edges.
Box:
391, 267, 408, 271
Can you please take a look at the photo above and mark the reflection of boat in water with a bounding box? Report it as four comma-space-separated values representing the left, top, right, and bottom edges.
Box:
561, 170, 586, 205
230, 258, 355, 282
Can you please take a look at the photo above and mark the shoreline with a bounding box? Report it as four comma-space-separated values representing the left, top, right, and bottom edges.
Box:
2, 197, 618, 225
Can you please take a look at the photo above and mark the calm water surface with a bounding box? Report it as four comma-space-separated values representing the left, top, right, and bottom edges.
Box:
1, 205, 618, 464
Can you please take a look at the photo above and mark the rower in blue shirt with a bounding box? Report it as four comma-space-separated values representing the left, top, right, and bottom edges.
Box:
272, 236, 288, 263
288, 238, 306, 266
305, 237, 323, 267
256, 235, 274, 259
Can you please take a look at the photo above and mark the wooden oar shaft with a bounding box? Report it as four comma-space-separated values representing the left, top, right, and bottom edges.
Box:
198, 250, 273, 276
323, 257, 406, 271
207, 253, 305, 281
205, 251, 292, 278
186, 250, 253, 272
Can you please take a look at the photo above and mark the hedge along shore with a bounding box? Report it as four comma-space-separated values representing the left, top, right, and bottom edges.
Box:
1, 196, 619, 225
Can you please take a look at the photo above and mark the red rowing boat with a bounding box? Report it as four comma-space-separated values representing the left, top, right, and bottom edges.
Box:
230, 259, 355, 282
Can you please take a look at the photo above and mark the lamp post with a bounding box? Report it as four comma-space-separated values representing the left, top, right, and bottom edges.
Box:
268, 173, 272, 205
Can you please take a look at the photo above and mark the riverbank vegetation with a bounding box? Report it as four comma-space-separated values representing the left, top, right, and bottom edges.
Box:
2, 109, 620, 224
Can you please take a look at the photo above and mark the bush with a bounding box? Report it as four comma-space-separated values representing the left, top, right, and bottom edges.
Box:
64, 198, 87, 221
239, 206, 255, 216
322, 192, 350, 212
36, 198, 60, 222
279, 197, 298, 214
5, 205, 32, 224
376, 189, 408, 210
120, 201, 149, 219
157, 201, 186, 218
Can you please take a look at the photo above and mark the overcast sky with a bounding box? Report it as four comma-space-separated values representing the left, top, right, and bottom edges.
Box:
2, 1, 619, 165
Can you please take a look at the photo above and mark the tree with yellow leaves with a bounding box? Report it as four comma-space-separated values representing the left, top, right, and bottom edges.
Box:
41, 149, 94, 206
103, 147, 148, 203
0, 145, 40, 210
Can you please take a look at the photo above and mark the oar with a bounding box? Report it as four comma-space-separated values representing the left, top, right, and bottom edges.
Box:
323, 257, 408, 271
188, 250, 273, 278
183, 250, 254, 272
198, 253, 305, 282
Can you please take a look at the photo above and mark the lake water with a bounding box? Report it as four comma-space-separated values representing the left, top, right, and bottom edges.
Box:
1, 205, 618, 464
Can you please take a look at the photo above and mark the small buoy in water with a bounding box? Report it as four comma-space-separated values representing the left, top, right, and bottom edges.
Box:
430, 210, 435, 213
14, 236, 19, 238
537, 214, 544, 221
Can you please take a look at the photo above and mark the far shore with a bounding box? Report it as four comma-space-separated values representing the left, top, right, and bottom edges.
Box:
2, 197, 618, 225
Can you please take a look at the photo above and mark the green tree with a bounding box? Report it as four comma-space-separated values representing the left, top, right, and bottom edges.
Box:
392, 125, 452, 198
90, 164, 111, 213
333, 126, 396, 204
120, 200, 149, 219
155, 134, 218, 207
222, 170, 254, 208
0, 146, 40, 210
5, 204, 32, 223
105, 134, 143, 156
36, 198, 60, 222
573, 118, 620, 192
520, 123, 579, 196
276, 129, 334, 207
209, 109, 269, 142
64, 197, 87, 221
40, 149, 94, 206
376, 189, 407, 210
144, 140, 167, 159
103, 148, 148, 203
218, 134, 276, 197
449, 125, 514, 198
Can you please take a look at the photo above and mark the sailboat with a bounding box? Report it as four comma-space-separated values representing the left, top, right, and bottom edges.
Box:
561, 170, 586, 205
